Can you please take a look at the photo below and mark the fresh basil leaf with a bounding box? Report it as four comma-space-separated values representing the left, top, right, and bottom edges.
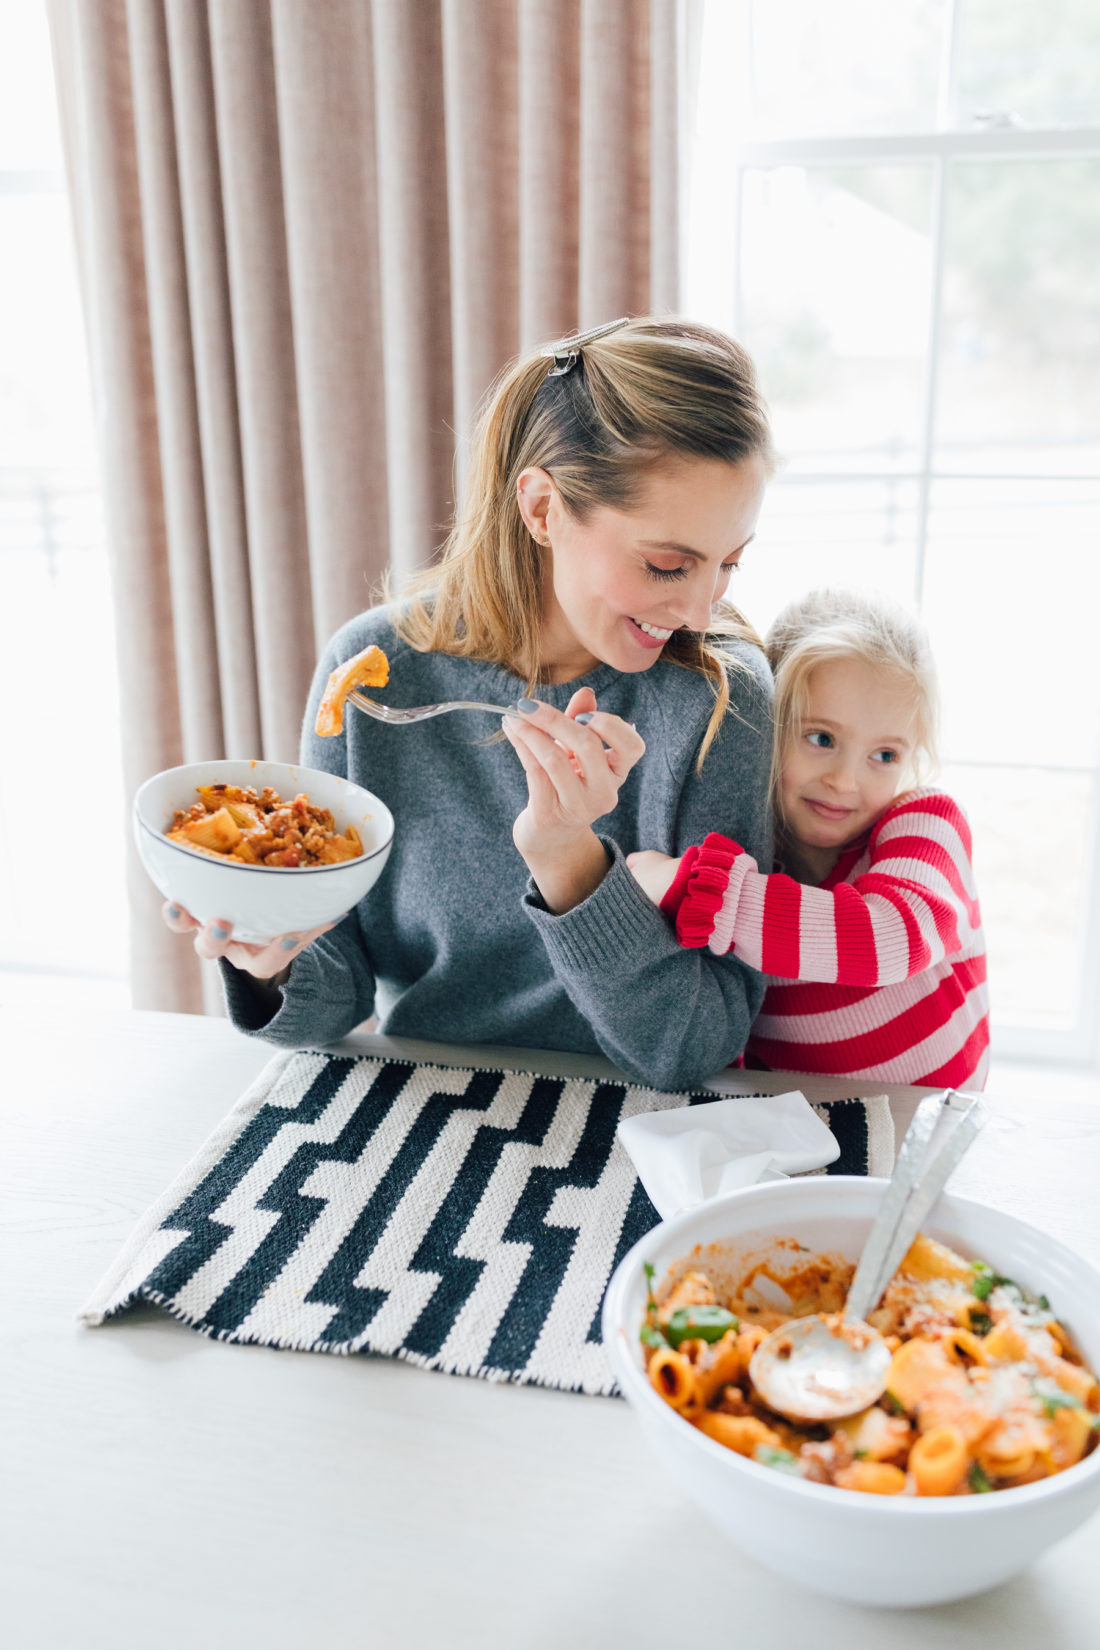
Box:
972, 1274, 994, 1301
882, 1390, 907, 1417
754, 1445, 802, 1475
664, 1305, 739, 1349
1032, 1377, 1084, 1418
969, 1310, 993, 1336
639, 1323, 667, 1349
968, 1462, 994, 1494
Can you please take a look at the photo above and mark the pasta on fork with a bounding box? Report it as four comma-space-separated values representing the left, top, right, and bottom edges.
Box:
314, 643, 390, 738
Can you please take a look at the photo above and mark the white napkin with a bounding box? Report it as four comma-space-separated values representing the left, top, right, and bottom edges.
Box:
617, 1091, 840, 1220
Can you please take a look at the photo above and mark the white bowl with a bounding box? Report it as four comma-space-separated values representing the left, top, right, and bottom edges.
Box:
602, 1177, 1100, 1608
134, 759, 394, 943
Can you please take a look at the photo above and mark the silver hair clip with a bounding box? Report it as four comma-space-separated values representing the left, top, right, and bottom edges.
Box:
540, 316, 631, 377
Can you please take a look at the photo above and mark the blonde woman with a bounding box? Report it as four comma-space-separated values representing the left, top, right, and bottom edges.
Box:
629, 589, 990, 1088
167, 318, 775, 1090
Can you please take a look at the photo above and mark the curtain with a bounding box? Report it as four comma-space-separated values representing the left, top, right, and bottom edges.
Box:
47, 0, 684, 1014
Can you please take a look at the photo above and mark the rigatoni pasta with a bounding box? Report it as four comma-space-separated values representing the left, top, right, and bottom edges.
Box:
314, 643, 390, 738
640, 1235, 1099, 1496
166, 783, 363, 868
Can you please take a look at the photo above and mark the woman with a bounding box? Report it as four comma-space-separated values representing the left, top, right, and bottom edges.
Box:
167, 317, 775, 1090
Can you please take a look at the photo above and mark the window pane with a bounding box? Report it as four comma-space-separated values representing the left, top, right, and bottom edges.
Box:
0, 195, 98, 467
921, 479, 1100, 768
0, 188, 128, 988
0, 5, 64, 169
935, 160, 1100, 476
741, 166, 933, 474
944, 764, 1095, 1028
739, 478, 919, 634
745, 0, 948, 138
957, 0, 1100, 128
0, 484, 128, 980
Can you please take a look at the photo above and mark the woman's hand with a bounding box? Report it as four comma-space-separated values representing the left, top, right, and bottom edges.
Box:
626, 849, 682, 908
162, 902, 334, 979
502, 687, 646, 912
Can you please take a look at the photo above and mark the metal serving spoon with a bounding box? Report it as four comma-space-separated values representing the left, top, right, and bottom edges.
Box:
749, 1089, 989, 1423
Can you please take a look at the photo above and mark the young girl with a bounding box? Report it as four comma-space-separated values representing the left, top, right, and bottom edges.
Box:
628, 588, 990, 1089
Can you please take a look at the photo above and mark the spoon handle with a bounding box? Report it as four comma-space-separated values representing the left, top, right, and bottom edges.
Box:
846, 1090, 988, 1324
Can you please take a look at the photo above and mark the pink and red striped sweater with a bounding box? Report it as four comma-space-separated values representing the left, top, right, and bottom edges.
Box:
660, 790, 990, 1090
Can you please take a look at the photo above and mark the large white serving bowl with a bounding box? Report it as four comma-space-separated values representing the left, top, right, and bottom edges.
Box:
602, 1176, 1100, 1608
134, 759, 394, 943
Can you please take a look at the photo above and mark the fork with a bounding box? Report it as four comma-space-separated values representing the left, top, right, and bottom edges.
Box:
347, 689, 520, 725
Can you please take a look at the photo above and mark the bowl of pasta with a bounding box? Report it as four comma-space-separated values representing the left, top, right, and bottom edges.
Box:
602, 1176, 1100, 1607
134, 759, 394, 943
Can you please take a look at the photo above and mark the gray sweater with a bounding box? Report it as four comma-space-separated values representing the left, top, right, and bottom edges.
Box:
222, 604, 774, 1090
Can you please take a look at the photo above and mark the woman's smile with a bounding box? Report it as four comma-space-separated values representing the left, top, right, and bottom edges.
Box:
625, 615, 675, 649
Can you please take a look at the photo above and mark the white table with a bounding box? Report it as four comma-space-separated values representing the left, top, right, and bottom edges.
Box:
4, 1007, 1100, 1650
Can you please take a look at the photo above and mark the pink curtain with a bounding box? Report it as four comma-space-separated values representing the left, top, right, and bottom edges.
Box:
47, 0, 684, 1011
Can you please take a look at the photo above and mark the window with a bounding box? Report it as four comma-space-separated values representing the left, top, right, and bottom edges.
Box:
0, 4, 130, 1011
687, 0, 1100, 1063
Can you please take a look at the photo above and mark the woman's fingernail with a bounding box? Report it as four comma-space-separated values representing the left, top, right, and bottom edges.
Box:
211, 924, 230, 941
517, 698, 540, 714
281, 935, 300, 951
575, 712, 594, 724
167, 905, 181, 920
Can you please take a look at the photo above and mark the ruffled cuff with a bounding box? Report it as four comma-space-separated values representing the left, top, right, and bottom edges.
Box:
675, 832, 748, 951
659, 845, 701, 920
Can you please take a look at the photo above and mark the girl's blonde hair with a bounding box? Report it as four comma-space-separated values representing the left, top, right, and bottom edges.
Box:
766, 588, 940, 816
387, 316, 775, 766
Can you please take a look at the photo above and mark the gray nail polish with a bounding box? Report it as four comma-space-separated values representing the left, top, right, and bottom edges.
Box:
167, 904, 181, 920
575, 712, 594, 724
281, 935, 300, 951
211, 924, 230, 940
517, 698, 540, 714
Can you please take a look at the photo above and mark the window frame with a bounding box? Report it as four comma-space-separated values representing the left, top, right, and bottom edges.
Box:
686, 0, 1100, 1067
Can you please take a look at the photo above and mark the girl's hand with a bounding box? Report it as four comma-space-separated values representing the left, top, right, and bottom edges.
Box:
502, 688, 646, 860
626, 849, 682, 908
162, 902, 335, 978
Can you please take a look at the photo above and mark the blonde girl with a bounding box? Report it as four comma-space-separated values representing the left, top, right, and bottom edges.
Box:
166, 317, 778, 1092
629, 588, 990, 1088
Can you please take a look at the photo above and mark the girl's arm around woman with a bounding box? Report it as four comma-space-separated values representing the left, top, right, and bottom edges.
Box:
661, 790, 981, 985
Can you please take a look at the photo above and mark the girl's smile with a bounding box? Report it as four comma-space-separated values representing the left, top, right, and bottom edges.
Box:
802, 797, 856, 821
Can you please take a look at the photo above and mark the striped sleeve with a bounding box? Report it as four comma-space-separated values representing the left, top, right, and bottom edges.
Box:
674, 793, 981, 987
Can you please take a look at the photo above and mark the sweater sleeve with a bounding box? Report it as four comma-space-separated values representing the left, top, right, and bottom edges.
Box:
523, 649, 774, 1091
677, 792, 981, 986
218, 628, 379, 1046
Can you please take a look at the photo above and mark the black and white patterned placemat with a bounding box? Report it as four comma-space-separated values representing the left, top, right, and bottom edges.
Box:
80, 1051, 893, 1396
